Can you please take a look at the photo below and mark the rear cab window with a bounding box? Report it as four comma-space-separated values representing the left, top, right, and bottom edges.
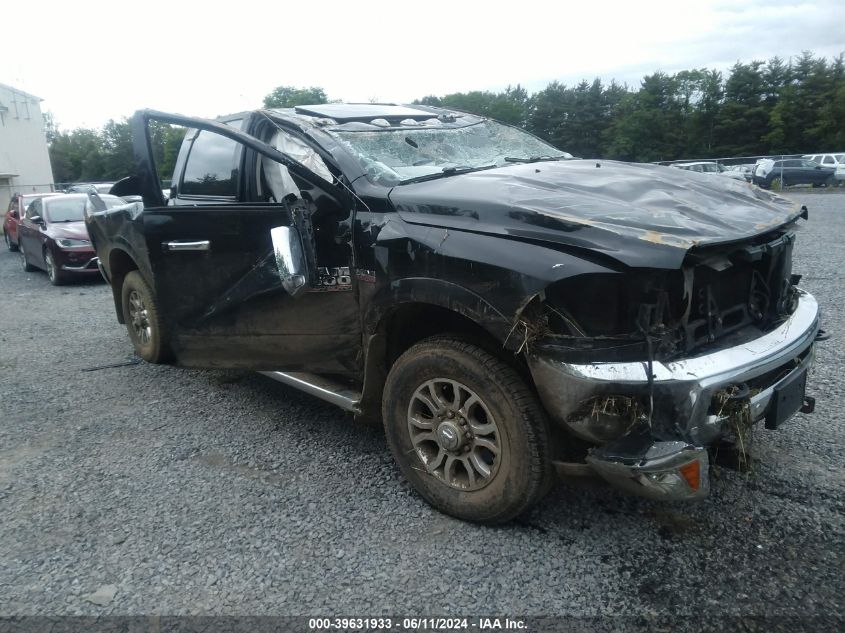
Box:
174, 118, 244, 202
180, 131, 242, 198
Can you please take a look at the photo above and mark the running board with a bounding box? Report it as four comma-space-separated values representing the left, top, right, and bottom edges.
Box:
259, 371, 362, 413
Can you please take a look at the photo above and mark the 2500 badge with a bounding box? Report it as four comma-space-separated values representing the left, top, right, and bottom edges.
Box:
311, 267, 352, 292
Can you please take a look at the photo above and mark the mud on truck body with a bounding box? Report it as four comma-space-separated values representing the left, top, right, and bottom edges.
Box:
84, 103, 821, 523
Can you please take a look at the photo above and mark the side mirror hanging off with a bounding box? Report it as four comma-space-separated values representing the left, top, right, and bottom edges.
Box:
270, 225, 307, 296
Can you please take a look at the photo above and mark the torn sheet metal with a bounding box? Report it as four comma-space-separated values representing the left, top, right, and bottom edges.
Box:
526, 290, 819, 443
389, 160, 804, 269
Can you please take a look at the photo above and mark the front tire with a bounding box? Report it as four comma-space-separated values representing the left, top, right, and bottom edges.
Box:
382, 336, 554, 523
120, 270, 171, 363
45, 250, 64, 286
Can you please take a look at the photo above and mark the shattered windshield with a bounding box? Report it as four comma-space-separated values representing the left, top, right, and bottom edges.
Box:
327, 120, 571, 186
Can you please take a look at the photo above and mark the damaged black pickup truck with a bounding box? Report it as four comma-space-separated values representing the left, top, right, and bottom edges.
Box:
86, 103, 821, 523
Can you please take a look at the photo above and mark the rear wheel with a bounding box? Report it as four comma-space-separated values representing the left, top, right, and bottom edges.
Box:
45, 250, 65, 286
382, 336, 554, 523
4, 231, 18, 252
19, 243, 36, 271
121, 271, 171, 363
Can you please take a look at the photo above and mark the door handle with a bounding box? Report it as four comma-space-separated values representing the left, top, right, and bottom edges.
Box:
163, 240, 211, 252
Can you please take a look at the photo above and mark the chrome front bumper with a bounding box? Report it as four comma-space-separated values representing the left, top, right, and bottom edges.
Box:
529, 289, 820, 500
61, 256, 101, 272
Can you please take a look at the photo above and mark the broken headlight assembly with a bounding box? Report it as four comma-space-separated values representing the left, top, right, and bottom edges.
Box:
524, 231, 804, 448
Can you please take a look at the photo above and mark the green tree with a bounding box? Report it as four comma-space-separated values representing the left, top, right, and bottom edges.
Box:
604, 72, 684, 162
263, 86, 329, 109
527, 81, 575, 149
49, 128, 105, 183
417, 85, 529, 126
527, 79, 625, 157
809, 54, 845, 148
763, 84, 801, 154
149, 122, 187, 183
100, 119, 135, 181
43, 111, 59, 144
713, 61, 769, 155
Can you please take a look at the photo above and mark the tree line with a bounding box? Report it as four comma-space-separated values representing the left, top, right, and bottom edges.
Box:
47, 51, 844, 183
47, 114, 185, 185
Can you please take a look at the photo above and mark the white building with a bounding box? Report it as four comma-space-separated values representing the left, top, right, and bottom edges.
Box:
0, 82, 55, 212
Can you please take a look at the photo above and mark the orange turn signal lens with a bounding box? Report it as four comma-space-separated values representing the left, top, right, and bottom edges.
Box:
679, 460, 701, 491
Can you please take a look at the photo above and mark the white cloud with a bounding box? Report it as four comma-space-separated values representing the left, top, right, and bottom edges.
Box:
3, 0, 843, 129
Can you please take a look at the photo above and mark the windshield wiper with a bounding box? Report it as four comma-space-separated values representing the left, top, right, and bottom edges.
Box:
504, 155, 564, 163
400, 164, 497, 185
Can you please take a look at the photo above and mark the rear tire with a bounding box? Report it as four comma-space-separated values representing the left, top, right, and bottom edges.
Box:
4, 231, 18, 252
120, 270, 171, 363
19, 243, 36, 271
382, 335, 554, 524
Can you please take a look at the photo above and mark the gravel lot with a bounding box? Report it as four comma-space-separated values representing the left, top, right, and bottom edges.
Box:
0, 192, 843, 622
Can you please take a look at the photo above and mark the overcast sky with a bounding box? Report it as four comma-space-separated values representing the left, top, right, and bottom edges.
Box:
3, 0, 844, 130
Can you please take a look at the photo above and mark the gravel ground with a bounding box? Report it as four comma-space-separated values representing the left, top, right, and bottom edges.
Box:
0, 192, 843, 622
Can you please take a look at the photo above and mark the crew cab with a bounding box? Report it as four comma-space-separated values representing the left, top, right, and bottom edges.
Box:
85, 103, 820, 523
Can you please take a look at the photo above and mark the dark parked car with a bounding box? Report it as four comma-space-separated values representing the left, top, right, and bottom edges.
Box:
3, 192, 61, 251
87, 104, 820, 523
18, 193, 124, 285
753, 158, 836, 188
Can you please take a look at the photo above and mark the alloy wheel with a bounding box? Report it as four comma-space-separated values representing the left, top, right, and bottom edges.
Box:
45, 252, 56, 282
127, 289, 152, 345
406, 378, 502, 491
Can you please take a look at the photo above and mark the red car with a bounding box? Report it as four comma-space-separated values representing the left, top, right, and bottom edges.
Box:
17, 193, 125, 285
3, 193, 61, 251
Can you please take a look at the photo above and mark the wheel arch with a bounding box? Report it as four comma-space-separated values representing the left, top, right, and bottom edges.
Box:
108, 248, 140, 323
358, 280, 531, 422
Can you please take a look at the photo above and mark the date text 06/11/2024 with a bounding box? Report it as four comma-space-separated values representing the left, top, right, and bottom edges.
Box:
307, 617, 528, 630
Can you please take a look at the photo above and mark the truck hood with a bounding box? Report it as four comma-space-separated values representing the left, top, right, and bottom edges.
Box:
388, 160, 805, 269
